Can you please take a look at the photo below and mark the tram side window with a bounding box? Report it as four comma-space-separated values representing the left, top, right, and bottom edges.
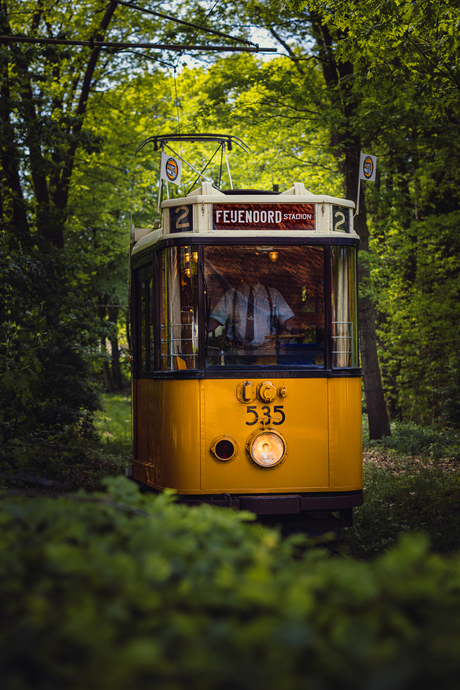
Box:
205, 245, 325, 368
160, 246, 199, 370
136, 265, 154, 372
331, 246, 359, 368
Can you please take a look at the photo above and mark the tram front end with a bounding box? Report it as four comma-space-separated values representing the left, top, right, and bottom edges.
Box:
130, 182, 363, 531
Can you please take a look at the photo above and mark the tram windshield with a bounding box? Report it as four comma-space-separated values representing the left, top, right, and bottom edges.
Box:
205, 246, 326, 368
141, 243, 357, 372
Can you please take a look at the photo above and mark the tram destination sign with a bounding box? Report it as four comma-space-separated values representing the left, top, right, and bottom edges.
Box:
212, 203, 315, 231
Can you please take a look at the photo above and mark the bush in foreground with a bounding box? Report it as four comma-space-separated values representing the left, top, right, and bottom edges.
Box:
1, 477, 460, 690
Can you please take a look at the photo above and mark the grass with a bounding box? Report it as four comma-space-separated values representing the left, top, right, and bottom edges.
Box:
75, 388, 134, 489
94, 389, 132, 455
0, 391, 133, 494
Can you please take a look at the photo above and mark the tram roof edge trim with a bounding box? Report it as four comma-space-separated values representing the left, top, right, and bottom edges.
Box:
161, 194, 355, 208
131, 228, 162, 254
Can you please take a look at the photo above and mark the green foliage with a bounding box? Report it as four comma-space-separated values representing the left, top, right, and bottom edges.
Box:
184, 54, 343, 195
362, 415, 460, 461
311, 0, 460, 123
368, 423, 460, 462
374, 212, 460, 423
295, 0, 460, 425
341, 417, 460, 559
0, 235, 102, 481
3, 477, 460, 689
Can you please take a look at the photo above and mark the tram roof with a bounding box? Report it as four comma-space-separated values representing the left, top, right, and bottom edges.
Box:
162, 181, 354, 207
131, 182, 358, 255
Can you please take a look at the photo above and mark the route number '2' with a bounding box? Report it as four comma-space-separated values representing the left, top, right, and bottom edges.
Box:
246, 405, 285, 426
332, 205, 350, 234
171, 204, 193, 233
176, 206, 190, 229
334, 211, 346, 232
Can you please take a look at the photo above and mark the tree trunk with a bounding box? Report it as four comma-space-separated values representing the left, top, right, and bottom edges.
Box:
101, 337, 115, 393
108, 305, 123, 391
126, 308, 131, 353
53, 0, 118, 221
350, 172, 391, 439
358, 277, 392, 439
308, 18, 391, 438
111, 337, 123, 391
99, 298, 115, 393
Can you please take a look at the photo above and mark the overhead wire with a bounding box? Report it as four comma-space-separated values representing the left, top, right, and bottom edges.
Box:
173, 65, 181, 133
116, 1, 253, 197
116, 0, 257, 47
170, 0, 223, 138
169, 0, 225, 186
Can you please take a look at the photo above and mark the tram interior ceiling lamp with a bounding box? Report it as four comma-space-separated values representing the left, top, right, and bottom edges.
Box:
181, 247, 191, 278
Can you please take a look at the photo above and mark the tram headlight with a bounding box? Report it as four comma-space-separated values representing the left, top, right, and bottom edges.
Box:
248, 431, 286, 468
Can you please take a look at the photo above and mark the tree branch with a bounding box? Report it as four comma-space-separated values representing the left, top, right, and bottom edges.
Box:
0, 1, 30, 243
53, 0, 119, 219
268, 26, 305, 76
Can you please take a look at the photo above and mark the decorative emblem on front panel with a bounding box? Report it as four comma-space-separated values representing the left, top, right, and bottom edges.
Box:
257, 381, 277, 403
236, 380, 256, 403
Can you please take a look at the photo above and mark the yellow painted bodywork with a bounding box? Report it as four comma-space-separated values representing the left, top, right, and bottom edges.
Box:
132, 377, 362, 493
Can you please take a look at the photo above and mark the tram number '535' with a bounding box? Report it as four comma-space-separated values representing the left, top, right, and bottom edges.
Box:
246, 405, 285, 426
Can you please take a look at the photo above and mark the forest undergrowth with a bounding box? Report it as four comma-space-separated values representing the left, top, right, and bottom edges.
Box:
67, 389, 133, 491
339, 418, 460, 559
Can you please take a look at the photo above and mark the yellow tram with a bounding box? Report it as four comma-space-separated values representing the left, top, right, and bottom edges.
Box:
129, 135, 363, 531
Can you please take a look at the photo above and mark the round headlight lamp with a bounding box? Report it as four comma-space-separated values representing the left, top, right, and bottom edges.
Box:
247, 430, 286, 468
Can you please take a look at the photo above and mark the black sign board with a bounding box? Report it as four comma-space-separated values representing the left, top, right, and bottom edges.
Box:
170, 205, 193, 233
332, 206, 350, 233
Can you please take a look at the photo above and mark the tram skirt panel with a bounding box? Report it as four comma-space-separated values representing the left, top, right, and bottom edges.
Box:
133, 379, 201, 492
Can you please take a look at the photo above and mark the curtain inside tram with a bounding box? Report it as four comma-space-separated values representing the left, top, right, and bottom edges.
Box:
160, 246, 199, 370
331, 247, 358, 368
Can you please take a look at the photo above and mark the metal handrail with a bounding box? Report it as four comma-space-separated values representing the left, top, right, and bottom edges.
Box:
332, 321, 353, 356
